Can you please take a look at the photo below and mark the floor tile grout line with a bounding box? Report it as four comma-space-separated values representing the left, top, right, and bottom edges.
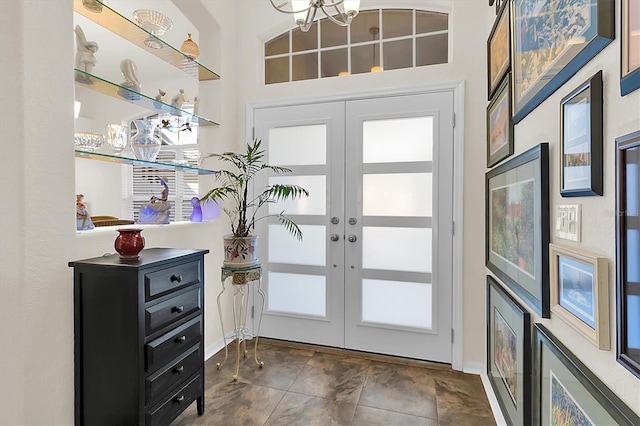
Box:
262, 388, 289, 426
354, 402, 440, 423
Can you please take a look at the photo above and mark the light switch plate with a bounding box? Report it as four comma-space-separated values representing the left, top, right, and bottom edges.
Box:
555, 204, 581, 242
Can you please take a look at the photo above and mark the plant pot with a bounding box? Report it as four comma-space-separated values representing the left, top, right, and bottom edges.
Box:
223, 235, 258, 268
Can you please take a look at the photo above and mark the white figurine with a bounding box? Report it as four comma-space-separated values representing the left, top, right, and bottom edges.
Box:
74, 25, 98, 80
170, 89, 188, 115
193, 96, 199, 116
155, 89, 166, 102
154, 89, 166, 109
118, 59, 141, 100
119, 59, 141, 92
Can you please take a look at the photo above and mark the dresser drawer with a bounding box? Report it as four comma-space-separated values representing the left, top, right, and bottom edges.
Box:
145, 288, 201, 335
146, 374, 201, 426
146, 318, 201, 373
145, 260, 201, 301
146, 345, 201, 405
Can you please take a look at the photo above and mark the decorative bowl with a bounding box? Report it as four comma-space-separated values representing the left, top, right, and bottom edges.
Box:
133, 9, 173, 36
74, 131, 105, 152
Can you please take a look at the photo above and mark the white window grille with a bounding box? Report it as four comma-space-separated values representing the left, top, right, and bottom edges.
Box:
264, 8, 449, 84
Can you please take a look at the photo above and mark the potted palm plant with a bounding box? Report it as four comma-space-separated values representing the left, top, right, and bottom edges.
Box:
200, 139, 309, 267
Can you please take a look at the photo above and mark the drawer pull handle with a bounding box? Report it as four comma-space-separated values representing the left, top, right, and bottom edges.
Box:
172, 305, 185, 314
175, 335, 186, 343
173, 365, 184, 374
170, 274, 183, 283
174, 395, 185, 404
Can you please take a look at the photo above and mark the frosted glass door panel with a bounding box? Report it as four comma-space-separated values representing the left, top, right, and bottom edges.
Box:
268, 125, 327, 165
363, 117, 433, 163
362, 279, 432, 329
268, 175, 326, 215
268, 272, 326, 317
363, 173, 432, 216
268, 224, 326, 266
363, 227, 432, 273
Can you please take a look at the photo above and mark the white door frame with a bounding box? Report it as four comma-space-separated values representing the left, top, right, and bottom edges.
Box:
246, 81, 465, 371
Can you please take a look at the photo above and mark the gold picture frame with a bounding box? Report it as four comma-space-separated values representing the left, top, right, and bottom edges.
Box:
549, 244, 609, 350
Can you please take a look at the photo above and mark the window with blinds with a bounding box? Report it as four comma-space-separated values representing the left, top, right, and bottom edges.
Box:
125, 147, 200, 222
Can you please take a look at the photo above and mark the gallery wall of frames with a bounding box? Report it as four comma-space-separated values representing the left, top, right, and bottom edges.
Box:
484, 0, 640, 424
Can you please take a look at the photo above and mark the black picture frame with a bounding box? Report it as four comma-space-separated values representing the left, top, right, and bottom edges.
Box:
487, 76, 514, 167
511, 0, 614, 124
487, 1, 511, 99
532, 324, 640, 425
621, 0, 640, 96
486, 276, 531, 425
615, 130, 640, 378
486, 143, 550, 317
559, 70, 603, 197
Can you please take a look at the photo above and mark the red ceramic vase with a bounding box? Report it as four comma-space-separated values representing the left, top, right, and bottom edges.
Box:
114, 228, 145, 259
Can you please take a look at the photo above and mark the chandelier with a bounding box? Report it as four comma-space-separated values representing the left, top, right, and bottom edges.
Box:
269, 0, 360, 32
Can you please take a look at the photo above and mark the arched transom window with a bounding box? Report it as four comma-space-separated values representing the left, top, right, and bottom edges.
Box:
264, 8, 449, 84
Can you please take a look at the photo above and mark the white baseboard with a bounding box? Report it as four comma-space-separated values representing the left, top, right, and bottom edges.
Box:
462, 361, 483, 375
204, 332, 236, 361
480, 373, 508, 426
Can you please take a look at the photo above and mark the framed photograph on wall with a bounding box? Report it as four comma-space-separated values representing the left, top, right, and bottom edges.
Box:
488, 0, 510, 99
486, 143, 550, 317
487, 77, 514, 167
486, 275, 531, 425
615, 130, 640, 378
560, 71, 603, 197
532, 324, 640, 425
511, 0, 614, 123
549, 244, 609, 349
621, 0, 640, 95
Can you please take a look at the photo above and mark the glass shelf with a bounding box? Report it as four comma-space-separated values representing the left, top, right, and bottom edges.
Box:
75, 69, 219, 127
75, 150, 216, 175
73, 0, 219, 81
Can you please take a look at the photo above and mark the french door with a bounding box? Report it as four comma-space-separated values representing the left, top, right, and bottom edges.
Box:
252, 91, 454, 362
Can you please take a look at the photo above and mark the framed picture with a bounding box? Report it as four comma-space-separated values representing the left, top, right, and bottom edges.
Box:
615, 130, 640, 378
488, 1, 510, 99
486, 143, 550, 317
532, 324, 640, 425
511, 0, 614, 124
560, 71, 603, 197
621, 0, 640, 95
487, 77, 514, 167
486, 275, 531, 425
549, 244, 609, 349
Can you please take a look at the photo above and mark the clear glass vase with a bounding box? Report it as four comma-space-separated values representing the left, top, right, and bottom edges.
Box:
131, 119, 160, 162
106, 123, 128, 155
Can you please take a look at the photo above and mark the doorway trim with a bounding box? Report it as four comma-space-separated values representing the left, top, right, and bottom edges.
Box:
246, 81, 465, 371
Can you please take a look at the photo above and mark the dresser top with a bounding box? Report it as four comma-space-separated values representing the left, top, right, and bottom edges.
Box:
68, 247, 209, 268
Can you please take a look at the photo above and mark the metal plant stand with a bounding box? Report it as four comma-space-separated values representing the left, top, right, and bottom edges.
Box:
216, 264, 265, 381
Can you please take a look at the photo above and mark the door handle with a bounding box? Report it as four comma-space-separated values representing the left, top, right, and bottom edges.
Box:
330, 233, 340, 242
347, 234, 357, 243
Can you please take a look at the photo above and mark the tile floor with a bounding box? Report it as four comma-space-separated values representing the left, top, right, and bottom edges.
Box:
173, 339, 496, 426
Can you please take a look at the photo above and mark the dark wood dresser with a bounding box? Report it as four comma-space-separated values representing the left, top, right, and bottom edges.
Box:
69, 248, 209, 425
